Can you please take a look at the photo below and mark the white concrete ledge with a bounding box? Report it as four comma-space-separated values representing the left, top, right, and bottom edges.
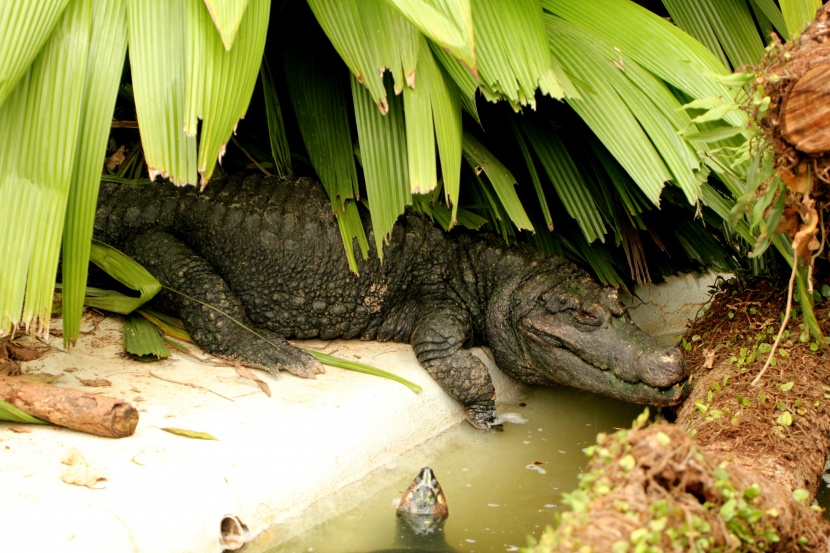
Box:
622, 271, 725, 338
0, 316, 522, 553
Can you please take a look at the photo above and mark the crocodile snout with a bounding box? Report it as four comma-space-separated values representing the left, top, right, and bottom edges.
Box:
635, 346, 689, 389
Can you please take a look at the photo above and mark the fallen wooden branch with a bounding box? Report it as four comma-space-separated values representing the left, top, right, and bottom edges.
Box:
0, 376, 138, 438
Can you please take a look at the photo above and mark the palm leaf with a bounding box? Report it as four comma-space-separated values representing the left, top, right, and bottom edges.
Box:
403, 37, 463, 218
307, 0, 419, 111
779, 0, 822, 36
61, 0, 128, 346
511, 119, 553, 231
462, 132, 533, 231
283, 46, 368, 270
384, 0, 476, 71
83, 240, 161, 314
124, 313, 170, 360
543, 0, 743, 127
352, 74, 411, 257
428, 40, 480, 120
0, 0, 92, 337
662, 0, 765, 69
127, 0, 198, 184
472, 0, 575, 108
260, 58, 293, 177
0, 400, 49, 425
748, 0, 789, 40
520, 120, 606, 242
0, 0, 69, 106
201, 0, 249, 50
543, 15, 671, 206
188, 0, 270, 183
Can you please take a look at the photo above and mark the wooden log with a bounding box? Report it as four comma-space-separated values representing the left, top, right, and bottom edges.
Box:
781, 61, 830, 154
0, 376, 138, 438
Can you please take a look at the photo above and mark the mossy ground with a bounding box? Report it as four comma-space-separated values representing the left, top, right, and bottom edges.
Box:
524, 277, 830, 552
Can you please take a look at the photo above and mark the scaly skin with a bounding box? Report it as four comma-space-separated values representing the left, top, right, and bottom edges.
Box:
94, 174, 689, 429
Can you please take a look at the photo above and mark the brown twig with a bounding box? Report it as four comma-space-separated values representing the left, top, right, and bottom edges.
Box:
230, 135, 272, 177
752, 258, 798, 386
149, 370, 234, 401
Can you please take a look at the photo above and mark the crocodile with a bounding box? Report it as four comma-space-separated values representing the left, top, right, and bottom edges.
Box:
93, 174, 688, 429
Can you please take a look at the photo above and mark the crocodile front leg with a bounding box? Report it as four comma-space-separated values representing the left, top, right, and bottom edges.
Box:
412, 304, 500, 430
124, 230, 323, 378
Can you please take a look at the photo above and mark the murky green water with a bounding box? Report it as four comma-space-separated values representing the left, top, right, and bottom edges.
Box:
258, 387, 644, 553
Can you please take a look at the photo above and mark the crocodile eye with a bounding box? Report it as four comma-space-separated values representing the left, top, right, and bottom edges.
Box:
572, 311, 603, 327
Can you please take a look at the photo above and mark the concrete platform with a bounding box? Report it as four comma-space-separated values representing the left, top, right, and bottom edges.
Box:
0, 314, 523, 553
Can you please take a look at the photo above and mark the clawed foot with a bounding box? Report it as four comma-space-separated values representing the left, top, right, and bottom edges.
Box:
465, 403, 503, 431
280, 347, 325, 379
224, 329, 325, 379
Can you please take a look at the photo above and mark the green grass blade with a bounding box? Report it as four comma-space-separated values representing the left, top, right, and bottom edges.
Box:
61, 0, 128, 347
306, 350, 423, 393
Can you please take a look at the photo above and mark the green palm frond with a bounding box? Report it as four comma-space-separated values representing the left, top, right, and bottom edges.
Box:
662, 0, 765, 69
384, 0, 475, 71
61, 0, 128, 345
0, 0, 92, 337
352, 74, 411, 257
779, 0, 823, 36
0, 0, 70, 106
472, 0, 576, 108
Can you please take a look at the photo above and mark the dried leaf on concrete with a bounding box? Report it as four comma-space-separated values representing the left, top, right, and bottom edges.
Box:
235, 365, 271, 397
77, 377, 112, 387
161, 427, 219, 440
60, 447, 107, 489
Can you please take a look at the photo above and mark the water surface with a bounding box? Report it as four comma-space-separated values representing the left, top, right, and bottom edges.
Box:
263, 387, 644, 553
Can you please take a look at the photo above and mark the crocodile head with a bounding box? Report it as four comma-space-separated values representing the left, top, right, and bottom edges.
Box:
487, 271, 689, 406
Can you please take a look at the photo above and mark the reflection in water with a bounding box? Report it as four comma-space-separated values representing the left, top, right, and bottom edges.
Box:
263, 387, 644, 553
